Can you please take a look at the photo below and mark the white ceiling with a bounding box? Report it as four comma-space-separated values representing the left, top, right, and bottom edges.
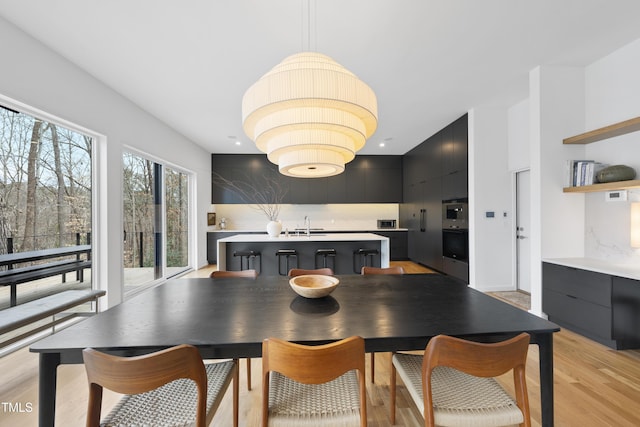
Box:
1, 0, 640, 155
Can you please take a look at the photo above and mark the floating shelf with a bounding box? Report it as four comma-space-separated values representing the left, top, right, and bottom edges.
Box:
563, 179, 640, 193
563, 116, 640, 145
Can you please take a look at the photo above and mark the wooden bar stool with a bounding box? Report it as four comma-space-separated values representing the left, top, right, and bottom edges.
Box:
275, 249, 298, 276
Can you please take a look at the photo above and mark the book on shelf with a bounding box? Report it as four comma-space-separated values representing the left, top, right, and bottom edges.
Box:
565, 160, 607, 187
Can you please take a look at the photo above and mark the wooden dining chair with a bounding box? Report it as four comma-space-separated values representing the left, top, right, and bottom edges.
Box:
390, 333, 531, 427
209, 269, 256, 390
361, 264, 404, 383
83, 344, 238, 427
287, 267, 333, 277
261, 336, 367, 427
361, 266, 405, 275
209, 269, 258, 279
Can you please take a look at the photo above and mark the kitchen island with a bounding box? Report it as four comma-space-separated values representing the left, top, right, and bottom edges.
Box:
217, 233, 389, 275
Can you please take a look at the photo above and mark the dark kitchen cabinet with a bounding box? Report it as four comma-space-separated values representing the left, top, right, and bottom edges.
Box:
401, 114, 467, 273
543, 262, 640, 350
326, 156, 402, 203
612, 276, 640, 348
281, 175, 328, 204
211, 155, 273, 204
422, 177, 443, 270
442, 115, 468, 201
373, 231, 408, 260
207, 231, 230, 263
212, 154, 402, 204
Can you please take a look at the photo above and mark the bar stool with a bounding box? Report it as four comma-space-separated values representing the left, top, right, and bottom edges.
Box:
276, 249, 298, 276
315, 248, 337, 269
233, 250, 261, 274
353, 248, 379, 273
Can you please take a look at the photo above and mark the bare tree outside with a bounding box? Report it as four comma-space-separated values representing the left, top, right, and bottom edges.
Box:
0, 105, 92, 255
122, 153, 190, 288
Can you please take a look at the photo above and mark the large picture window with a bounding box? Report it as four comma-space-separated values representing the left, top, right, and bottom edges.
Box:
0, 103, 93, 308
122, 152, 190, 293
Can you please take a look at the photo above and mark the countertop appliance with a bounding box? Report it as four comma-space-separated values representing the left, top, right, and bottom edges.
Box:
442, 199, 468, 229
377, 219, 397, 229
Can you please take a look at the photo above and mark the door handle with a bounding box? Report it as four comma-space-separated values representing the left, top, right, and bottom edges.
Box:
517, 235, 527, 239
420, 209, 426, 232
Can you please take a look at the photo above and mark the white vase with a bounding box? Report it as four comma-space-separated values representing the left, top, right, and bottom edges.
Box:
266, 220, 282, 237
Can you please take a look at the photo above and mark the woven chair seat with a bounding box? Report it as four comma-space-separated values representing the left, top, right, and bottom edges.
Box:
393, 353, 524, 427
267, 371, 362, 427
100, 360, 236, 427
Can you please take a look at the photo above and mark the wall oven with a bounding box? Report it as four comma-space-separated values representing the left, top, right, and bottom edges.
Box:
442, 198, 468, 262
442, 228, 468, 261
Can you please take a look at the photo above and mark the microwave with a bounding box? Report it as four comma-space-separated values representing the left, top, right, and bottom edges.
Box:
377, 219, 396, 229
442, 199, 468, 229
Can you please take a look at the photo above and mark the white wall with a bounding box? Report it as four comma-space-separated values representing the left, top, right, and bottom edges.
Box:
0, 17, 212, 308
529, 65, 585, 315
497, 39, 640, 316
507, 99, 530, 172
468, 107, 513, 291
583, 38, 640, 264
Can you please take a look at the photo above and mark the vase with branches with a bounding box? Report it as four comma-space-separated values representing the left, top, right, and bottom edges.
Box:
212, 170, 288, 236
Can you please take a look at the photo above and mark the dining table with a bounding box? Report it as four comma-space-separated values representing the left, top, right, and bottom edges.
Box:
30, 273, 560, 426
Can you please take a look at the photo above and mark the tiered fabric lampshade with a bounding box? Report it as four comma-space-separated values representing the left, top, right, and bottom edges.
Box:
242, 52, 377, 177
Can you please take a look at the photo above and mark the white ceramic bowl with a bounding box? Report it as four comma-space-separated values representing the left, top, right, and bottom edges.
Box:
289, 275, 339, 298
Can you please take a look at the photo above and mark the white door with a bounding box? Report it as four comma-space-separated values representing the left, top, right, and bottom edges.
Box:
516, 170, 531, 293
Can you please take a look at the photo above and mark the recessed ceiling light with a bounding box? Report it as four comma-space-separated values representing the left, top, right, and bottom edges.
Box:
379, 142, 385, 147
235, 141, 241, 146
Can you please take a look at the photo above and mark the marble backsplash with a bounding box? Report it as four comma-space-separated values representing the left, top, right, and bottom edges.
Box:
584, 191, 640, 265
209, 203, 400, 232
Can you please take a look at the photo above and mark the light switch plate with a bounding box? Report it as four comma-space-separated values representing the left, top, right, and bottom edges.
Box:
605, 190, 627, 202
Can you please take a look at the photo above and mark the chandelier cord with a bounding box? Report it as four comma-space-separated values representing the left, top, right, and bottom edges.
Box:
302, 0, 316, 52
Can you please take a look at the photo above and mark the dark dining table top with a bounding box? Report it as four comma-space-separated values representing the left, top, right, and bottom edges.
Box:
30, 273, 558, 360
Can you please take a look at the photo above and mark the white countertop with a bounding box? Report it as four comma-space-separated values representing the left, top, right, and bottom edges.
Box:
218, 232, 389, 243
543, 257, 640, 281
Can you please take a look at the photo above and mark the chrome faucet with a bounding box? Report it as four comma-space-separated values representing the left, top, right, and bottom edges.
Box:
304, 215, 310, 237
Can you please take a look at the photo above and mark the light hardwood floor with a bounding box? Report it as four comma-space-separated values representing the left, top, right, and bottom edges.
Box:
1, 263, 639, 426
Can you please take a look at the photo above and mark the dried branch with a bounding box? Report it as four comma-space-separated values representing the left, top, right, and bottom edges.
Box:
212, 170, 288, 221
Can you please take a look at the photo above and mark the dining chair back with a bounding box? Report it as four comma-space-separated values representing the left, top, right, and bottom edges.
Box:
390, 333, 531, 427
210, 269, 257, 279
209, 269, 257, 390
361, 266, 405, 275
82, 344, 238, 427
261, 336, 367, 427
287, 267, 333, 277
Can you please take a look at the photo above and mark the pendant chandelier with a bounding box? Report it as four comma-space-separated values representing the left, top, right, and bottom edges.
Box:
242, 51, 378, 178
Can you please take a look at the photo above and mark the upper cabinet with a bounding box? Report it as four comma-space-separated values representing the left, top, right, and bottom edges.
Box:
211, 154, 403, 204
563, 116, 640, 193
442, 115, 468, 201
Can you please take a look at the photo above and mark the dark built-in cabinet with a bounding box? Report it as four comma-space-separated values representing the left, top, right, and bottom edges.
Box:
212, 154, 402, 205
543, 262, 640, 350
400, 114, 468, 275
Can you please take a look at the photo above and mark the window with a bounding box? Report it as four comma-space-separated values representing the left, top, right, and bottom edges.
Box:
0, 103, 93, 303
122, 152, 190, 293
